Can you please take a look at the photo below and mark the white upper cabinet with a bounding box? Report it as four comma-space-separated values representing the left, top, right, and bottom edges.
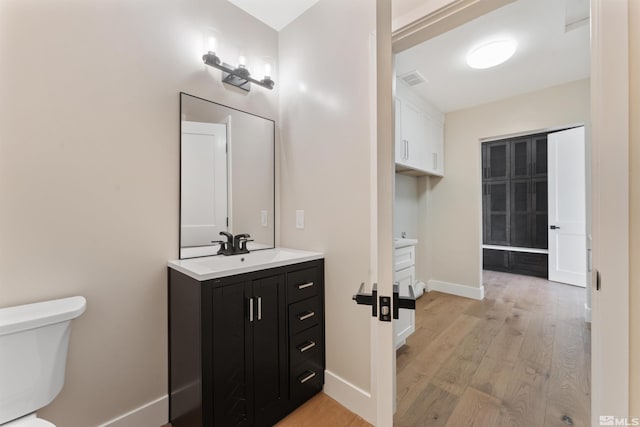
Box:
394, 80, 445, 176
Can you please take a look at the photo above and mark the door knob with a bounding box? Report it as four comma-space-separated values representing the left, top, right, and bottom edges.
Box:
550, 225, 561, 230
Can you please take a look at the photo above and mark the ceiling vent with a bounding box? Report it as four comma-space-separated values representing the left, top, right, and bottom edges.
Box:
399, 70, 427, 86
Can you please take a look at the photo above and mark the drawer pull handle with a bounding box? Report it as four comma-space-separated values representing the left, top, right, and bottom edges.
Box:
299, 371, 316, 384
298, 282, 314, 290
298, 311, 315, 321
298, 340, 316, 353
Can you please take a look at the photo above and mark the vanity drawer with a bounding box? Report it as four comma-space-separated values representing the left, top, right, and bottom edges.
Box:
287, 266, 321, 303
290, 324, 322, 369
394, 245, 415, 271
290, 354, 323, 404
289, 296, 321, 335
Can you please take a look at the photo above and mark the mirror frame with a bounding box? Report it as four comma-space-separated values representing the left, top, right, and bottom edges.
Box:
179, 92, 276, 259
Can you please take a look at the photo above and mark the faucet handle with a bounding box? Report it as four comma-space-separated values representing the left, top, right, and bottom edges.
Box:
240, 239, 254, 251
212, 240, 227, 255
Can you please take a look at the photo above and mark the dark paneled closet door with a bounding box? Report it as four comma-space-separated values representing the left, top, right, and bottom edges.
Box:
485, 181, 509, 245
485, 141, 510, 180
510, 179, 531, 247
532, 135, 548, 178
510, 137, 531, 179
531, 177, 548, 248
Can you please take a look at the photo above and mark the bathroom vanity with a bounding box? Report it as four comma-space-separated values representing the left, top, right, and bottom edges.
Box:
168, 249, 325, 427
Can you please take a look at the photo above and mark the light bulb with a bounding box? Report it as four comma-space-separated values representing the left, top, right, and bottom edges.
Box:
207, 36, 217, 53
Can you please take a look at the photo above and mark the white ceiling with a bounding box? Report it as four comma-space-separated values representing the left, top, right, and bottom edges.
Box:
395, 0, 590, 112
227, 0, 320, 31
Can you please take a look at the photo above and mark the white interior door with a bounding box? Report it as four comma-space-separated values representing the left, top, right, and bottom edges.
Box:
181, 121, 228, 247
548, 126, 587, 287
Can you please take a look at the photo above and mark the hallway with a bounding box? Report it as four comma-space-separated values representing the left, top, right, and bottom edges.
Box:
394, 270, 590, 427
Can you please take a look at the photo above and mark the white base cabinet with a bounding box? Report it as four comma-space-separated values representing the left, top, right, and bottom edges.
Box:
394, 242, 417, 349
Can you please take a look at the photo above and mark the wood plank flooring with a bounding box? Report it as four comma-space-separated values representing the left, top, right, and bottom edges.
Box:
275, 392, 371, 427
395, 270, 591, 427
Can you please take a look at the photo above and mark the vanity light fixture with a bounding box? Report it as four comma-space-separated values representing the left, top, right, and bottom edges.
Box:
202, 50, 274, 91
466, 38, 517, 69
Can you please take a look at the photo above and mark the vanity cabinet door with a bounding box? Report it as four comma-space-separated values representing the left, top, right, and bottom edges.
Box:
211, 274, 287, 427
251, 275, 287, 426
212, 280, 254, 427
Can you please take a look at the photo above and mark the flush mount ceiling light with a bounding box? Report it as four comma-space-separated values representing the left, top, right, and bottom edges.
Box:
466, 39, 517, 69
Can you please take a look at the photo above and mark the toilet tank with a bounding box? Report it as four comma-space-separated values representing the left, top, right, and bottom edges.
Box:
0, 296, 86, 425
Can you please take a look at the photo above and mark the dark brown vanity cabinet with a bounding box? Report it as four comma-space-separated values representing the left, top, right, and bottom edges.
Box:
169, 259, 325, 427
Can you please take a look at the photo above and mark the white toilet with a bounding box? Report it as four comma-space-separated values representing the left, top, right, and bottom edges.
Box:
0, 296, 86, 427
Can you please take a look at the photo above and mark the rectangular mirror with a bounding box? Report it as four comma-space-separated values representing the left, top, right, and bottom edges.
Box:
180, 92, 275, 259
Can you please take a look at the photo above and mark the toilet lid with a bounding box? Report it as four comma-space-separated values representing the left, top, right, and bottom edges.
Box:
5, 419, 55, 427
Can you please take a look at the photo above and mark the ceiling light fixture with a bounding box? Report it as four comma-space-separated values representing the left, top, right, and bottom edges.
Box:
466, 39, 517, 69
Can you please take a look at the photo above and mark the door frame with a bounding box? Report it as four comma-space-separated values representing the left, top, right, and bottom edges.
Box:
379, 0, 631, 425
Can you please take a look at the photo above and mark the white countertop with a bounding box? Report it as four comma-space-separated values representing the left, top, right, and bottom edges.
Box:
168, 247, 324, 281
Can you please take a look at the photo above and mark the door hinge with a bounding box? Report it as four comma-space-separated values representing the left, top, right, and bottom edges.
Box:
596, 270, 601, 291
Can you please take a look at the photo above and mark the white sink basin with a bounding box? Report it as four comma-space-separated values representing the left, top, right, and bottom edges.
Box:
168, 247, 324, 281
395, 238, 418, 248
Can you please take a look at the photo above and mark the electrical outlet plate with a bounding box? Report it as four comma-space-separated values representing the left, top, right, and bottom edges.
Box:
295, 210, 304, 229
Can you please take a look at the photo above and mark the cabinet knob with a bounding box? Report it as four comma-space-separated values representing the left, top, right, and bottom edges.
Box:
298, 282, 314, 290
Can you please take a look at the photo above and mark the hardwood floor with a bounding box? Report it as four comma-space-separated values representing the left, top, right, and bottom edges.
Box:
395, 270, 591, 427
275, 393, 371, 427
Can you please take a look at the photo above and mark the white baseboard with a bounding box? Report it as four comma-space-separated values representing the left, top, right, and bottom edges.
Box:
97, 395, 168, 427
323, 370, 374, 424
427, 280, 484, 300
584, 303, 592, 323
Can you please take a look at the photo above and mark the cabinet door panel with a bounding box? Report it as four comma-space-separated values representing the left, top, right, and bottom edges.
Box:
252, 275, 287, 424
394, 266, 415, 348
486, 141, 509, 180
510, 137, 531, 179
510, 179, 531, 247
486, 181, 509, 245
402, 101, 428, 170
532, 177, 548, 248
532, 135, 548, 177
212, 282, 253, 427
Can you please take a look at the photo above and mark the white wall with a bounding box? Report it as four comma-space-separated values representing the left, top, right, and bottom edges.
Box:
425, 78, 590, 290
630, 0, 640, 414
394, 174, 419, 239
278, 0, 375, 407
0, 1, 278, 426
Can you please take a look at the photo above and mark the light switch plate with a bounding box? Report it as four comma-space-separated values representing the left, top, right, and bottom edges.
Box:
261, 210, 268, 227
295, 210, 305, 229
